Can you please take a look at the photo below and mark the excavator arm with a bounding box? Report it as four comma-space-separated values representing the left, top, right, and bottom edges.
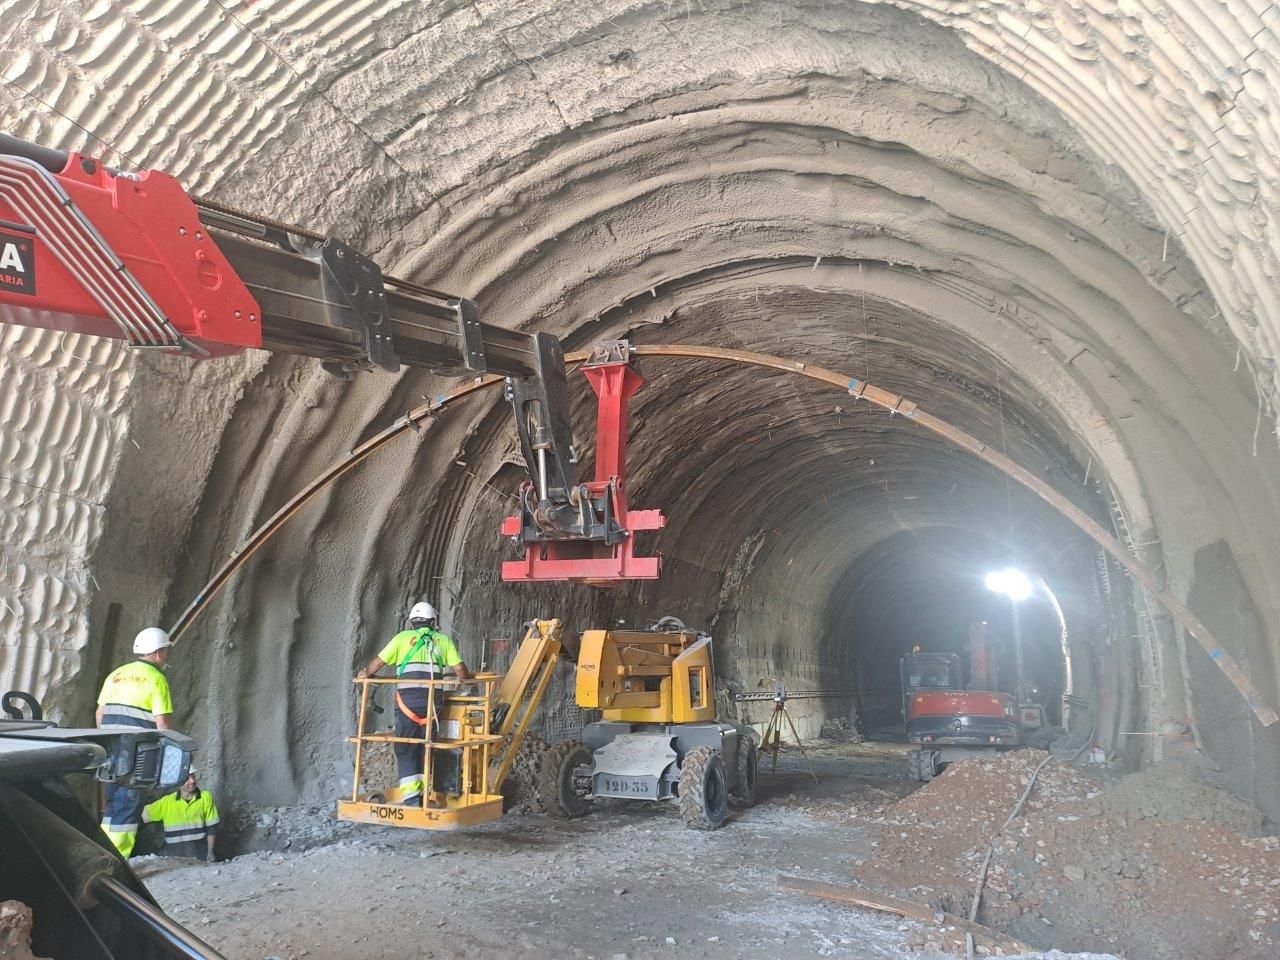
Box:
0, 132, 531, 378
0, 133, 662, 583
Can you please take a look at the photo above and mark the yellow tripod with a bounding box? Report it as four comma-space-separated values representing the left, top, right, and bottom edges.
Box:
758, 680, 818, 782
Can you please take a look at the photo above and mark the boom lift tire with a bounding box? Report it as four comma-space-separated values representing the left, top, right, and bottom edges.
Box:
538, 740, 592, 819
678, 746, 729, 830
730, 736, 758, 809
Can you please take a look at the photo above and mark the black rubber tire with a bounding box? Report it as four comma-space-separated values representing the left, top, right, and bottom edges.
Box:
909, 748, 937, 783
908, 748, 936, 782
536, 740, 592, 819
730, 737, 758, 809
678, 746, 729, 830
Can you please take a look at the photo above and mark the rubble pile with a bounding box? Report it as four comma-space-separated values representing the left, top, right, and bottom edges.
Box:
858, 750, 1280, 960
819, 716, 863, 743
503, 736, 552, 815
225, 803, 359, 855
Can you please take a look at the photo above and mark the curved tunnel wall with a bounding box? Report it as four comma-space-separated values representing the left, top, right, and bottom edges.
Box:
1, 2, 1279, 821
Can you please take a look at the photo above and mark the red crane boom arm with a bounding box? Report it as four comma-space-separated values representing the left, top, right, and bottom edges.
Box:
0, 133, 661, 584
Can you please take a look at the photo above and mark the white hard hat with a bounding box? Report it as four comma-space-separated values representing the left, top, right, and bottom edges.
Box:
133, 627, 171, 655
408, 601, 438, 622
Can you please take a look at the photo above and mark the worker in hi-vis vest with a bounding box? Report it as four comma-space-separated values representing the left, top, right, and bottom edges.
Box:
96, 626, 174, 856
358, 602, 471, 806
143, 767, 219, 861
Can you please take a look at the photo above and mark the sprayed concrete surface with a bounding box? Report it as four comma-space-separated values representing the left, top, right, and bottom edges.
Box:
138, 744, 1118, 960
2, 0, 1280, 873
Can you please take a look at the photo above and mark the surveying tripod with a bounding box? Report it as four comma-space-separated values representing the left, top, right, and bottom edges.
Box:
758, 680, 818, 782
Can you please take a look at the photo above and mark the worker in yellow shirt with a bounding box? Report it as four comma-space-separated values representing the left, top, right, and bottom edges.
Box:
96, 626, 174, 856
143, 767, 219, 861
358, 602, 471, 806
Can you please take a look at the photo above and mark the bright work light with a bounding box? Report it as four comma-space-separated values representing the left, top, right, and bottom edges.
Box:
985, 568, 1032, 602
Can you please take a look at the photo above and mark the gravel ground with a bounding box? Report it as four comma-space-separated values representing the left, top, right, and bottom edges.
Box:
858, 749, 1279, 960
137, 743, 1117, 960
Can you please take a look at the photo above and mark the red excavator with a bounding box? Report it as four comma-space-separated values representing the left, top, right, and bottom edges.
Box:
901, 622, 1022, 781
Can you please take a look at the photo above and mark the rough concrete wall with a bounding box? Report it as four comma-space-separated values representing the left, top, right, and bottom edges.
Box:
0, 328, 130, 716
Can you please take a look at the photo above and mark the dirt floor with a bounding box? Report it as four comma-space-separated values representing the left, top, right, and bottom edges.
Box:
133, 740, 1269, 960
856, 748, 1278, 960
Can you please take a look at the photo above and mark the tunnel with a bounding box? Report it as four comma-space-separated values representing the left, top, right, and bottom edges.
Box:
4, 0, 1280, 834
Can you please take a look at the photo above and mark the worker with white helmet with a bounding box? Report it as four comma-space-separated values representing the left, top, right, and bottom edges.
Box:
358, 601, 471, 807
95, 626, 175, 856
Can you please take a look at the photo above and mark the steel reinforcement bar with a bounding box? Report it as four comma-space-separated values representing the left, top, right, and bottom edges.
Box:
167, 344, 1277, 727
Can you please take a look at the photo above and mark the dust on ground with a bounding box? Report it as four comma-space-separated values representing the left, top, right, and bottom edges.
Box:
139, 742, 1107, 960
856, 749, 1279, 960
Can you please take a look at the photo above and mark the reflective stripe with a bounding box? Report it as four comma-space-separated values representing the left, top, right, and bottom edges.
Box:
164, 829, 209, 844
400, 664, 443, 676
398, 664, 443, 690
100, 703, 157, 729
102, 703, 154, 721
103, 819, 139, 831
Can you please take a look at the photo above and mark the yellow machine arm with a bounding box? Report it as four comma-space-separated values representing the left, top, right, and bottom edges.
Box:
575, 626, 715, 724
487, 619, 564, 788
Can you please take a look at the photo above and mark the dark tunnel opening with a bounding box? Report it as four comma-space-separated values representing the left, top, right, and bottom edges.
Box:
821, 527, 1076, 735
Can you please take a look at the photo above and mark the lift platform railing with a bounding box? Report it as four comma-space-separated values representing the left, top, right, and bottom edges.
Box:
336, 618, 563, 831
339, 675, 504, 830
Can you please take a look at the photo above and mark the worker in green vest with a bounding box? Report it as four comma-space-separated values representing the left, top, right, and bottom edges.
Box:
96, 626, 174, 856
358, 602, 471, 806
143, 767, 220, 861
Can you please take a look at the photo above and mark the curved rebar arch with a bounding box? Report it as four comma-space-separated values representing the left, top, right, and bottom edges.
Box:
168, 343, 1277, 726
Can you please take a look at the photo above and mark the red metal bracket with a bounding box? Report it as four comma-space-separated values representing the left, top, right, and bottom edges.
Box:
501, 356, 664, 584
0, 148, 260, 356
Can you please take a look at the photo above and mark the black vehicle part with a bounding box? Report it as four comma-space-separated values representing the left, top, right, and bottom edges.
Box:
537, 740, 592, 819
731, 737, 758, 809
0, 779, 225, 959
2, 690, 42, 720
678, 746, 728, 830
93, 876, 226, 960
506, 332, 579, 504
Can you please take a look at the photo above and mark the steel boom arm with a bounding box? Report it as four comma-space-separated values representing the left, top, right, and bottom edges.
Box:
0, 132, 533, 379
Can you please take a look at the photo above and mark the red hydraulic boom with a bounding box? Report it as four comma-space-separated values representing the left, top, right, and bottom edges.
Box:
501, 341, 664, 583
0, 133, 660, 585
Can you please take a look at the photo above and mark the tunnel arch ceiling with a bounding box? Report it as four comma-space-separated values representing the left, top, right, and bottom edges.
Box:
2, 2, 1280, 818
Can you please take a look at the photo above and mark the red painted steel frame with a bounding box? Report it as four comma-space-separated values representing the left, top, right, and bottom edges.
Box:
0, 151, 261, 355
501, 361, 664, 584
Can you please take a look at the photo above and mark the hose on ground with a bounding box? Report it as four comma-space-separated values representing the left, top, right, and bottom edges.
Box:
966, 728, 1097, 926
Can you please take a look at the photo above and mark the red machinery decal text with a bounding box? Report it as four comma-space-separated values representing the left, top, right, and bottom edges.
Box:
0, 232, 35, 296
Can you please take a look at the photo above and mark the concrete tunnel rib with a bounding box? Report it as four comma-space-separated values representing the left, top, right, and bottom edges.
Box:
166, 343, 1278, 727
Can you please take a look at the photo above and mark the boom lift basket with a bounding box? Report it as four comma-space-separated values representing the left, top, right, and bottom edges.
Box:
337, 619, 562, 830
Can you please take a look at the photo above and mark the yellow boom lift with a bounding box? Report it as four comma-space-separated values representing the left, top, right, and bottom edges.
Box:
337, 616, 757, 832
539, 616, 757, 830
